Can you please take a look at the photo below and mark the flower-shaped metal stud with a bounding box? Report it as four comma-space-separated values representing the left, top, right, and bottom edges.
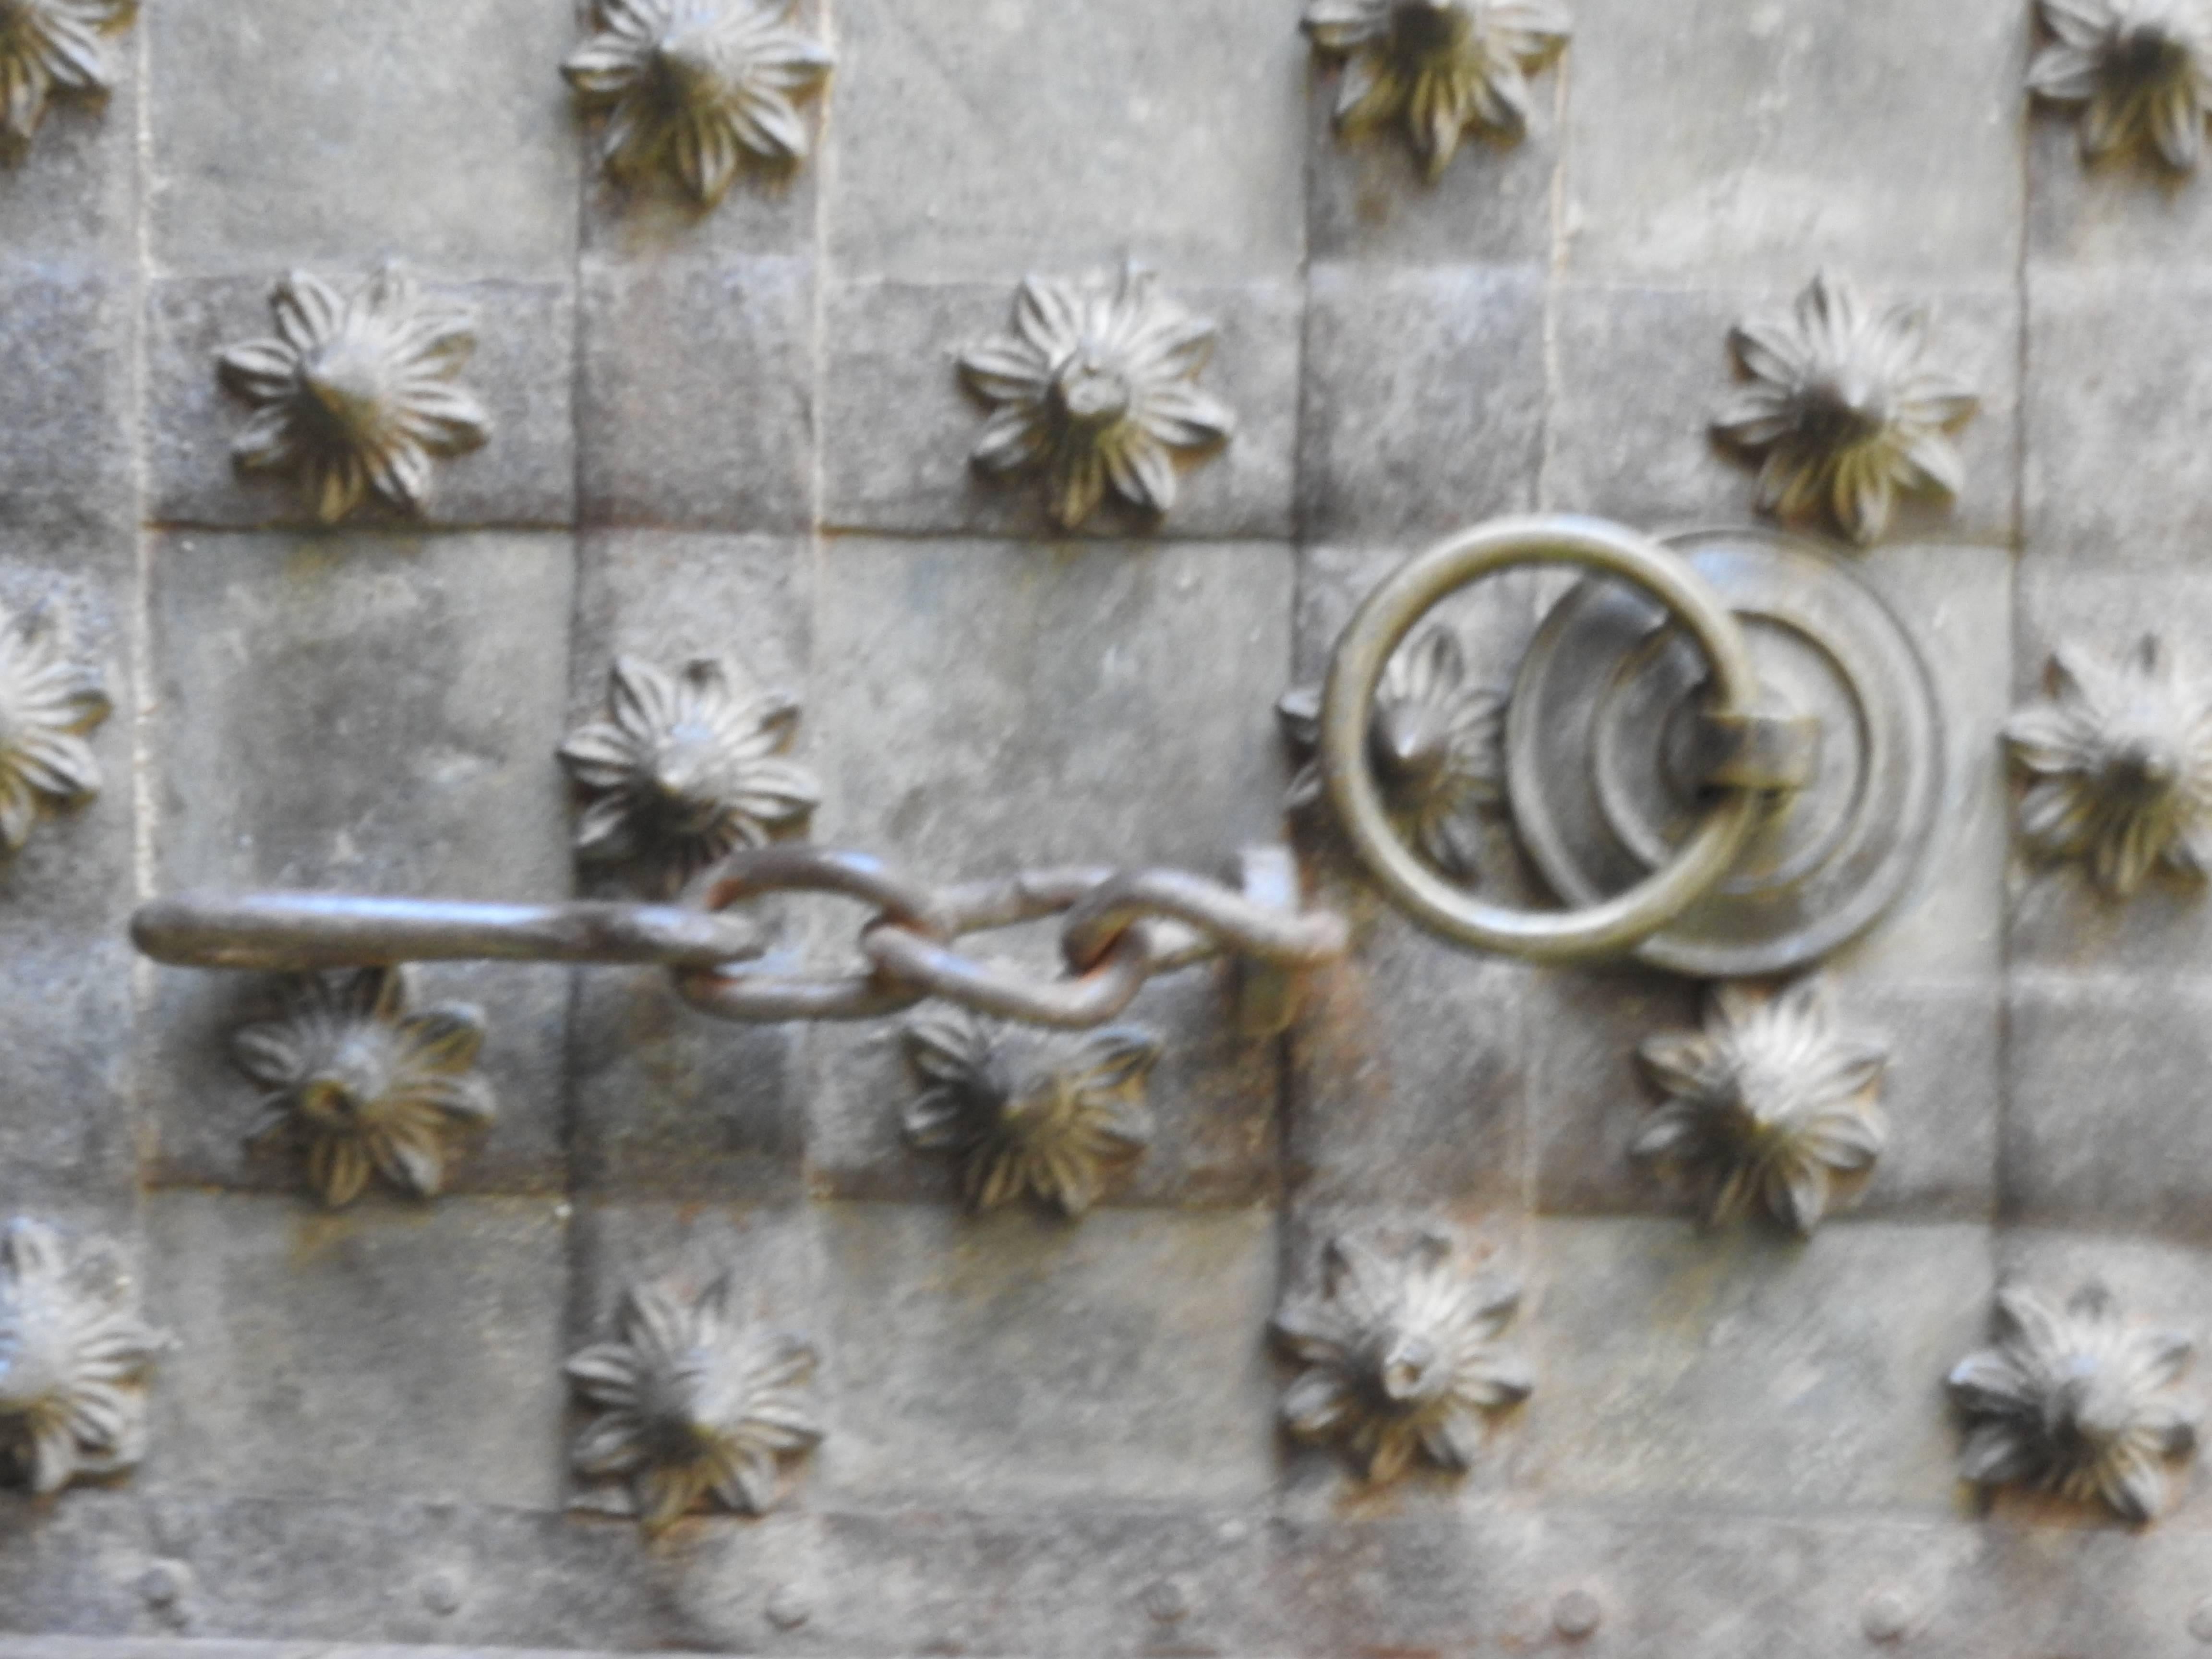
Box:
1273, 1228, 1532, 1484
566, 1270, 822, 1532
2005, 636, 2212, 899
1301, 0, 1571, 179
902, 1010, 1162, 1217
960, 267, 1236, 532
0, 0, 135, 161
230, 966, 496, 1208
2030, 0, 2212, 170
1633, 978, 1887, 1237
1949, 1283, 2197, 1524
0, 598, 109, 856
0, 1219, 162, 1496
216, 264, 491, 525
564, 0, 833, 206
1713, 272, 1979, 547
559, 654, 819, 894
1277, 624, 1505, 884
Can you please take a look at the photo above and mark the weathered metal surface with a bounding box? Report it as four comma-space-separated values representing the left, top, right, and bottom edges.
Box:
0, 0, 2204, 1652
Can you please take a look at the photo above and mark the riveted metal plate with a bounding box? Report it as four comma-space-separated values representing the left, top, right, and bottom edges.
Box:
1505, 527, 1943, 978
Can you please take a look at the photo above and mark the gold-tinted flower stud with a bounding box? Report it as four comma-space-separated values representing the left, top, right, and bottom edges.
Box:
565, 0, 833, 205
558, 654, 820, 894
901, 1010, 1162, 1217
1713, 273, 1978, 546
960, 266, 1235, 532
1273, 1228, 1532, 1484
216, 264, 491, 525
2006, 636, 2212, 899
2030, 0, 2212, 170
1301, 0, 1571, 179
230, 965, 496, 1208
1950, 1283, 2197, 1524
566, 1269, 823, 1532
1277, 623, 1506, 884
0, 598, 108, 856
1633, 978, 1888, 1236
0, 0, 135, 162
0, 1219, 163, 1496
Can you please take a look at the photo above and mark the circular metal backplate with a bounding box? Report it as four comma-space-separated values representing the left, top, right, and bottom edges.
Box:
1505, 526, 1943, 978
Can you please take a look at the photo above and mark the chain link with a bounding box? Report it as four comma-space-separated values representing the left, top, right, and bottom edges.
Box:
132, 843, 1347, 1034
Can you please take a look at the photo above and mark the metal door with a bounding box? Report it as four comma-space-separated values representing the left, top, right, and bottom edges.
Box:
0, 0, 2198, 1654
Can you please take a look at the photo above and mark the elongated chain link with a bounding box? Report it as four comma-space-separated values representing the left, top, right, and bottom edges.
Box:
132, 843, 1347, 1034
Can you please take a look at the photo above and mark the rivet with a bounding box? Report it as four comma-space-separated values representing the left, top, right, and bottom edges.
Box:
147, 1503, 198, 1557
2188, 1596, 2212, 1643
766, 1585, 811, 1631
1552, 1588, 1602, 1640
421, 1570, 464, 1616
1861, 1590, 1910, 1644
138, 1561, 190, 1610
1143, 1577, 1191, 1624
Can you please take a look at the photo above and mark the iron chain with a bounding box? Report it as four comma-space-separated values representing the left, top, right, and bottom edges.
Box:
132, 843, 1348, 1034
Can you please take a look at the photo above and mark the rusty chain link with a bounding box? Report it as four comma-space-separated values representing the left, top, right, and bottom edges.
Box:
132, 843, 1348, 1035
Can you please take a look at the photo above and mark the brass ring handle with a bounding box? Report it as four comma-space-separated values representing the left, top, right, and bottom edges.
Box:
1319, 514, 1767, 962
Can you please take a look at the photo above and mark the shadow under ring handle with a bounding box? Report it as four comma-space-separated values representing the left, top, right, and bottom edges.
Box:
1319, 514, 1767, 963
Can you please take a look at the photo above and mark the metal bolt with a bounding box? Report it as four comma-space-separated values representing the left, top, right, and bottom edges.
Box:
147, 1503, 197, 1557
765, 1585, 811, 1631
138, 1562, 190, 1610
1861, 1590, 1910, 1644
1552, 1588, 1602, 1640
2188, 1596, 2212, 1643
1143, 1577, 1191, 1624
421, 1570, 464, 1617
